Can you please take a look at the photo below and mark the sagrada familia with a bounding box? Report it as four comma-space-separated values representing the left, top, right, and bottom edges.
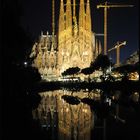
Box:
30, 0, 102, 81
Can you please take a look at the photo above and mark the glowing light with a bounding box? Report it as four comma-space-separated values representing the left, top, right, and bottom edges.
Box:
83, 109, 87, 113
66, 108, 69, 112
128, 72, 139, 81
24, 62, 27, 65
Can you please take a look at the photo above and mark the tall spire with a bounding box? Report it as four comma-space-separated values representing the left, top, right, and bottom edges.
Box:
73, 16, 78, 37
73, 0, 78, 37
85, 0, 91, 32
79, 0, 85, 30
66, 0, 72, 30
79, 0, 85, 56
59, 0, 64, 33
52, 0, 55, 53
73, 0, 76, 17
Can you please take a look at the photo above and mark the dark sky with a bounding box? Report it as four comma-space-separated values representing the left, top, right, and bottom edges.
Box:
20, 0, 139, 63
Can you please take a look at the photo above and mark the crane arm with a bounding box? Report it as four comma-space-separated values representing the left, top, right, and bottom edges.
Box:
108, 41, 126, 52
108, 47, 116, 52
115, 41, 126, 48
97, 5, 133, 8
97, 4, 134, 9
107, 5, 133, 8
94, 33, 104, 36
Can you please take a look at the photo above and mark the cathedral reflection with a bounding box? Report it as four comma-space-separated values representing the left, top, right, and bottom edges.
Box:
32, 90, 95, 140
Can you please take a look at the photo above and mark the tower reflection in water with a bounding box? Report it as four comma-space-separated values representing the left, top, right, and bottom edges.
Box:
32, 90, 97, 140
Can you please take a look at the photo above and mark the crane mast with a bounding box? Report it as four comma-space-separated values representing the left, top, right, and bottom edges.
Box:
51, 0, 55, 51
52, 0, 55, 35
108, 41, 126, 66
97, 1, 133, 55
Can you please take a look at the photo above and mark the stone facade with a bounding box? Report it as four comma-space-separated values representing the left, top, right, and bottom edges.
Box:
30, 0, 102, 81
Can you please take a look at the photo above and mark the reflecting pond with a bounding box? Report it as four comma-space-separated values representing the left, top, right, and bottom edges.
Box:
32, 89, 140, 140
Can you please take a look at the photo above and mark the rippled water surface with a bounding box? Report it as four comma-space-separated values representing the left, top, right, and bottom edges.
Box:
32, 89, 140, 140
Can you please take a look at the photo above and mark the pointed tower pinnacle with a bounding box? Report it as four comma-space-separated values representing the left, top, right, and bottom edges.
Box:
73, 0, 76, 17
79, 0, 85, 56
52, 0, 55, 53
85, 0, 91, 32
58, 0, 65, 46
73, 16, 78, 37
79, 0, 85, 30
66, 0, 72, 32
59, 0, 65, 33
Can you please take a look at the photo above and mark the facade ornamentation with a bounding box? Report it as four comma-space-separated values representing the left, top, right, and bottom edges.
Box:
30, 0, 102, 81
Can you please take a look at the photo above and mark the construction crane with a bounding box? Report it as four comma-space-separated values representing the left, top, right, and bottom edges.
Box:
97, 1, 133, 55
94, 33, 104, 37
51, 0, 56, 51
108, 41, 126, 66
52, 0, 55, 35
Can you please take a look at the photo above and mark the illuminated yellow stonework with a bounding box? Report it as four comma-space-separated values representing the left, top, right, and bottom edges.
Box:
30, 0, 102, 81
128, 72, 139, 81
32, 90, 95, 140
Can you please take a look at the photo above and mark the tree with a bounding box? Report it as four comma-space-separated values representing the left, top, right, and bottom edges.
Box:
91, 54, 111, 82
62, 67, 80, 77
81, 67, 94, 82
113, 63, 139, 81
91, 54, 110, 70
113, 63, 139, 74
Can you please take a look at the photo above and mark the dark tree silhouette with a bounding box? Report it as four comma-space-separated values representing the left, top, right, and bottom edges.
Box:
91, 54, 111, 71
113, 63, 139, 82
113, 63, 139, 74
62, 70, 67, 77
61, 67, 80, 77
62, 95, 80, 105
81, 67, 94, 82
91, 54, 111, 81
1, 1, 45, 140
2, 0, 33, 68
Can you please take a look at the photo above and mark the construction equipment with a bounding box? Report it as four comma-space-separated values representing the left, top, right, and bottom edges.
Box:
52, 0, 55, 35
108, 41, 126, 66
94, 33, 104, 37
97, 1, 133, 55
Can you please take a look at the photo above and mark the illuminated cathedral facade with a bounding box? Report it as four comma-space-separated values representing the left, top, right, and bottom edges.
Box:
32, 90, 94, 140
30, 0, 102, 81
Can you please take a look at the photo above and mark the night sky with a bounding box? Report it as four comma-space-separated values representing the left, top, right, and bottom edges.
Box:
20, 0, 139, 63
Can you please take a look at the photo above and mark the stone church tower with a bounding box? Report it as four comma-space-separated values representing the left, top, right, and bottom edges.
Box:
30, 32, 58, 80
58, 0, 95, 74
30, 0, 102, 81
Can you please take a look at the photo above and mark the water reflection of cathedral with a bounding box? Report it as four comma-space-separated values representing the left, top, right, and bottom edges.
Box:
30, 0, 102, 81
32, 90, 94, 140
